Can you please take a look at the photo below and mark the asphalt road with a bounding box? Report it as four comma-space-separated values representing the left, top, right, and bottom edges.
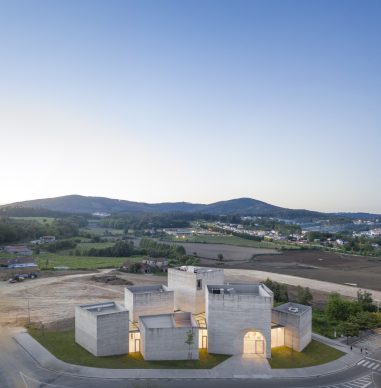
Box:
1, 327, 380, 388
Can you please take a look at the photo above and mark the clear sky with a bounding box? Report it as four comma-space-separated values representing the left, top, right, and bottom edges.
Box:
0, 0, 380, 213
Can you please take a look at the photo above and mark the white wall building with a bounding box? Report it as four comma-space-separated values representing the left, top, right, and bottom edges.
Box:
168, 266, 224, 314
125, 285, 174, 322
272, 302, 312, 351
75, 302, 129, 356
75, 267, 312, 360
139, 312, 199, 360
206, 283, 274, 358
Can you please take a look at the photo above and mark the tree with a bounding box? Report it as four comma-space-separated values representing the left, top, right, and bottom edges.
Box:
325, 293, 361, 322
296, 286, 313, 305
185, 329, 195, 360
340, 321, 359, 344
264, 278, 289, 303
357, 290, 376, 312
217, 253, 224, 262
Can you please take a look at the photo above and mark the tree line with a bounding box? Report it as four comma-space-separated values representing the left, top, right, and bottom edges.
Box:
0, 216, 87, 244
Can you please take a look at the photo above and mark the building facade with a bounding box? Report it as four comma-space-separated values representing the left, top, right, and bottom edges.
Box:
168, 266, 224, 314
206, 284, 273, 358
124, 285, 174, 322
75, 302, 129, 356
139, 312, 199, 360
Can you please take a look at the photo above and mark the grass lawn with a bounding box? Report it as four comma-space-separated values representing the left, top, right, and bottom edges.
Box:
269, 340, 344, 369
28, 328, 230, 369
36, 253, 144, 270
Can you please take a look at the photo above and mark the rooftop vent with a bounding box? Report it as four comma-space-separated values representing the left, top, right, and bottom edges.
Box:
288, 307, 299, 313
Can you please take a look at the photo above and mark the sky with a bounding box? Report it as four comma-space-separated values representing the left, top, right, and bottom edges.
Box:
0, 0, 380, 213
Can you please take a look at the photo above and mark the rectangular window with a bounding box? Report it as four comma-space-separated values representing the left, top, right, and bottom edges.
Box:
197, 279, 202, 290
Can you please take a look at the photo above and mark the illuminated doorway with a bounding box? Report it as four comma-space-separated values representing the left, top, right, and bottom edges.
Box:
243, 331, 265, 354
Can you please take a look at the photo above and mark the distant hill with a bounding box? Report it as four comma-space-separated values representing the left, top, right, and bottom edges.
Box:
2, 194, 380, 219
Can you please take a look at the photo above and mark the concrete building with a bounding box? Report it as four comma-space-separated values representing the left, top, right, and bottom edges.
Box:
272, 302, 312, 351
75, 301, 129, 356
125, 285, 174, 322
168, 266, 224, 314
74, 266, 312, 360
139, 312, 199, 361
206, 283, 273, 358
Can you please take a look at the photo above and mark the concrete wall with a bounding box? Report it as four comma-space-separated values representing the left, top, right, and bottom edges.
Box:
124, 286, 174, 322
271, 307, 312, 351
168, 268, 224, 314
271, 327, 285, 348
140, 322, 199, 360
206, 288, 273, 358
75, 305, 129, 356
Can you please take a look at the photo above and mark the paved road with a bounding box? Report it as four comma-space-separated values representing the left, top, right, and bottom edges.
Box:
1, 327, 380, 388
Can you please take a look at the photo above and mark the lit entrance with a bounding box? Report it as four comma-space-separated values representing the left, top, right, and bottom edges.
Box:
243, 331, 265, 355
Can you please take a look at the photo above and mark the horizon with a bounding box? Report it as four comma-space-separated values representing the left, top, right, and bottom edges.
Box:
1, 193, 380, 215
1, 1, 380, 213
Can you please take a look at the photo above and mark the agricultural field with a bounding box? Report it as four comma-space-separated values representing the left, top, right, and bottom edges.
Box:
35, 253, 143, 270
80, 226, 125, 236
226, 249, 381, 292
173, 242, 279, 262
163, 234, 282, 249
10, 216, 55, 225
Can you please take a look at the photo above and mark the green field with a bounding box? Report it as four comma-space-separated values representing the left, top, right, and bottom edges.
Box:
10, 216, 56, 225
35, 253, 143, 270
28, 328, 230, 369
269, 340, 344, 369
80, 227, 125, 236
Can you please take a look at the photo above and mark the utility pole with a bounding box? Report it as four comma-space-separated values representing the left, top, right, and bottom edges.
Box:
27, 298, 31, 325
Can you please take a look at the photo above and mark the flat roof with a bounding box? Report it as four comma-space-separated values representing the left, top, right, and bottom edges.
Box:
79, 301, 127, 316
140, 312, 195, 329
207, 283, 270, 296
0, 257, 36, 266
126, 285, 168, 294
172, 266, 222, 274
273, 302, 311, 316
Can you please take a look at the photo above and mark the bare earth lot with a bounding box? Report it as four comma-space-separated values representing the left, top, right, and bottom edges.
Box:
0, 271, 163, 327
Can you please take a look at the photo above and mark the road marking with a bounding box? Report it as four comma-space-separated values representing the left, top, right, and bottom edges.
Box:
362, 361, 370, 367
366, 356, 381, 363
358, 359, 366, 365
19, 372, 70, 387
372, 364, 380, 370
367, 362, 375, 368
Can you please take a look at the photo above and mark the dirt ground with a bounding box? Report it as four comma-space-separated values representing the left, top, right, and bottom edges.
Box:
199, 249, 381, 291
0, 270, 163, 327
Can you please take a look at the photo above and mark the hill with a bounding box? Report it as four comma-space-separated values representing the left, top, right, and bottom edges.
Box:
2, 195, 380, 219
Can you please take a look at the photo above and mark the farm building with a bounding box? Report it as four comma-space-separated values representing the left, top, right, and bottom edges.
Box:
4, 245, 32, 256
0, 257, 38, 280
